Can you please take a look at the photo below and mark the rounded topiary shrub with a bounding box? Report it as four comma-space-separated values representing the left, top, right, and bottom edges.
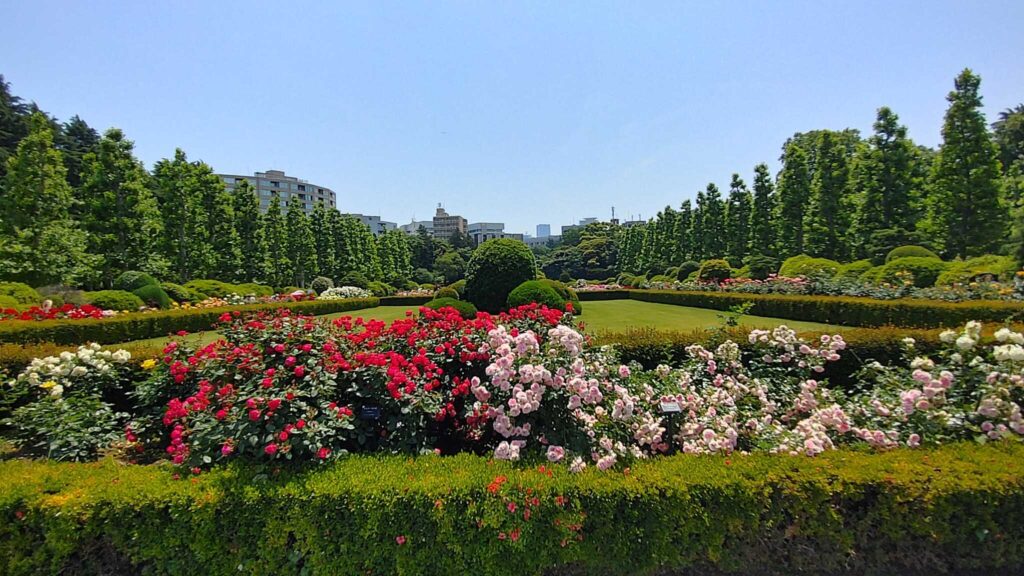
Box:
744, 255, 779, 280
877, 257, 949, 288
132, 284, 172, 309
698, 259, 732, 282
435, 286, 460, 300
507, 280, 566, 311
676, 261, 701, 281
423, 297, 478, 319
836, 259, 875, 280
234, 283, 275, 297
310, 276, 334, 294
160, 282, 201, 304
0, 282, 42, 305
649, 274, 675, 283
778, 255, 840, 278
112, 270, 159, 292
936, 255, 1018, 285
367, 281, 395, 297
87, 290, 144, 311
465, 239, 536, 313
558, 270, 572, 283
339, 272, 370, 290
0, 295, 19, 308
184, 279, 240, 298
539, 279, 582, 314
36, 285, 86, 306
448, 279, 467, 297
886, 245, 939, 263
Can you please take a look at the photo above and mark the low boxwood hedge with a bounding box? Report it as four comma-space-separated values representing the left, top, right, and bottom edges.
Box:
1, 443, 1022, 575
380, 295, 433, 306
628, 289, 1024, 328
575, 289, 631, 301
0, 298, 380, 346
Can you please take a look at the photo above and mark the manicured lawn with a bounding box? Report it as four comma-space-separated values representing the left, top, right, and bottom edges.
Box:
119, 300, 842, 349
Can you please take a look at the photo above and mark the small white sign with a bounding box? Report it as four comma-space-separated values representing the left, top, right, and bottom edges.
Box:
659, 401, 682, 413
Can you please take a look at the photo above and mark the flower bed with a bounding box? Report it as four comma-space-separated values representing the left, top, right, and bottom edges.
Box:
1, 444, 1023, 575
0, 302, 113, 321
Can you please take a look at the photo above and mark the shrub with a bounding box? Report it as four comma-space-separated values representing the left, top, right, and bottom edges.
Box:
448, 279, 467, 297
310, 276, 334, 294
160, 282, 201, 304
676, 261, 700, 281
412, 268, 437, 285
877, 256, 949, 287
339, 271, 370, 289
507, 280, 566, 311
422, 297, 478, 319
539, 279, 581, 312
367, 281, 395, 297
886, 244, 939, 263
744, 255, 778, 280
778, 255, 840, 278
664, 266, 680, 278
112, 270, 159, 292
183, 279, 240, 298
732, 265, 750, 279
279, 286, 303, 294
234, 283, 275, 297
465, 239, 536, 312
36, 285, 86, 306
836, 259, 874, 280
0, 282, 42, 305
936, 254, 1019, 285
0, 295, 20, 308
698, 259, 732, 282
434, 287, 460, 300
86, 290, 144, 311
131, 284, 172, 309
558, 270, 572, 283
649, 274, 674, 283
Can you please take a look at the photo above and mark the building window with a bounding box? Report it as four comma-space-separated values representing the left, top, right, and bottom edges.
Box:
270, 181, 280, 188
297, 184, 305, 191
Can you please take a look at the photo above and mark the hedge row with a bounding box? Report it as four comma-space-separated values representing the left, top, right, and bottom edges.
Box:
0, 298, 380, 346
575, 289, 632, 301
1, 443, 1022, 575
628, 289, 1024, 328
379, 294, 434, 306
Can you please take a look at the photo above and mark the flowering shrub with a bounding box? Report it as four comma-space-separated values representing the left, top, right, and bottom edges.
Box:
318, 286, 372, 300
3, 343, 136, 460
573, 283, 623, 292
0, 302, 114, 321
394, 288, 435, 297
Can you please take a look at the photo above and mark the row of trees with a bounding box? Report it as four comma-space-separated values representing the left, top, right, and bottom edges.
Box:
0, 76, 412, 289
616, 69, 1023, 275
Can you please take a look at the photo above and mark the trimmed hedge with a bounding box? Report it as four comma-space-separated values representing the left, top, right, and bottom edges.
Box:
0, 298, 380, 346
0, 282, 42, 305
576, 289, 631, 301
778, 255, 841, 278
628, 289, 1024, 328
132, 285, 172, 309
507, 280, 566, 310
112, 271, 159, 292
876, 256, 948, 287
886, 244, 939, 262
1, 444, 1023, 575
86, 290, 144, 311
423, 297, 478, 319
380, 295, 433, 307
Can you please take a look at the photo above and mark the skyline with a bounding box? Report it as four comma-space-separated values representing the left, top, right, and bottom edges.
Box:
3, 1, 1023, 234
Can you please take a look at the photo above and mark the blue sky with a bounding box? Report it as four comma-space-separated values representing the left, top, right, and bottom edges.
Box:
3, 1, 1023, 235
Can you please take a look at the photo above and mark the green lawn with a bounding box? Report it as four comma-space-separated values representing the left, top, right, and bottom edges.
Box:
117, 300, 841, 349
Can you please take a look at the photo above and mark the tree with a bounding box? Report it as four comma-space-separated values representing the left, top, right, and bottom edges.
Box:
435, 250, 467, 283
152, 149, 214, 281
749, 163, 776, 256
924, 69, 1006, 259
262, 194, 290, 287
850, 107, 922, 261
285, 196, 317, 287
674, 200, 694, 262
79, 128, 165, 285
698, 183, 726, 259
776, 143, 811, 257
310, 202, 336, 281
410, 226, 436, 270
0, 113, 95, 285
376, 229, 412, 283
196, 166, 240, 280
231, 179, 267, 282
993, 104, 1024, 173
0, 75, 30, 181
804, 131, 852, 260
724, 174, 753, 262
56, 115, 99, 190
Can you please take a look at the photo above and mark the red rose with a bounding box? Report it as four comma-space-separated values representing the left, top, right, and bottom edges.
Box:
274, 344, 285, 353
285, 356, 296, 367
296, 419, 306, 429
317, 447, 331, 459
278, 431, 289, 441
294, 366, 306, 378
264, 443, 278, 455
248, 409, 261, 421
261, 377, 273, 388
395, 535, 406, 545
268, 398, 281, 411
215, 409, 228, 420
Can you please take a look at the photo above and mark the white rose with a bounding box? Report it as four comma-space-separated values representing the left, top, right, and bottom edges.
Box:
939, 330, 956, 343
70, 366, 88, 377
955, 335, 976, 351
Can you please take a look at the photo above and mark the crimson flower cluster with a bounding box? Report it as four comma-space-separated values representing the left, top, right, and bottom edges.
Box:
0, 303, 109, 321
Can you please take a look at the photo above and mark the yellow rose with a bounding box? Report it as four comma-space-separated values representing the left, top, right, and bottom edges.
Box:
40, 380, 56, 389
141, 359, 157, 370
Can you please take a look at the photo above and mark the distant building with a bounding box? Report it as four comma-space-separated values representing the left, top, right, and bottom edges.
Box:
468, 222, 526, 245
218, 169, 335, 214
346, 214, 397, 235
524, 235, 560, 248
536, 224, 551, 238
578, 217, 597, 226
622, 219, 646, 228
399, 220, 434, 235
432, 205, 467, 241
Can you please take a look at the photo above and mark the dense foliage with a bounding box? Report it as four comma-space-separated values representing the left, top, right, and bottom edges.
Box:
465, 239, 537, 312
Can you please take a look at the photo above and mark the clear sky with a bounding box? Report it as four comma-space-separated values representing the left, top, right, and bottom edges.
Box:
3, 1, 1023, 235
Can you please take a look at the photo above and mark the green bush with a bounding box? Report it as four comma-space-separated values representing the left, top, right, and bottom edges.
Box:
160, 282, 201, 304
877, 256, 949, 287
936, 254, 1019, 285
434, 287, 460, 300
744, 255, 778, 280
423, 297, 478, 319
0, 298, 380, 345
279, 286, 303, 295
859, 265, 885, 283
0, 295, 20, 309
676, 261, 700, 281
886, 244, 940, 263
778, 254, 841, 278
538, 279, 582, 314
131, 285, 172, 309
339, 272, 370, 289
698, 259, 732, 282
183, 279, 240, 298
507, 280, 566, 311
649, 274, 674, 283
664, 266, 680, 279
465, 239, 536, 312
111, 270, 159, 292
836, 259, 875, 280
367, 281, 395, 297
0, 282, 42, 305
2, 445, 1024, 576
85, 290, 144, 311
558, 270, 572, 283
310, 276, 334, 294
448, 279, 467, 297
36, 285, 85, 306
234, 283, 274, 297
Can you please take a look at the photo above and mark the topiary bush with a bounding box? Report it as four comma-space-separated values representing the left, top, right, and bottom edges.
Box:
886, 245, 939, 263
310, 276, 334, 294
464, 239, 536, 312
160, 282, 201, 304
936, 254, 1018, 285
698, 259, 732, 282
339, 272, 370, 290
233, 283, 275, 297
0, 282, 42, 305
778, 255, 841, 278
558, 270, 572, 283
112, 271, 159, 292
836, 259, 875, 280
649, 274, 675, 283
506, 280, 566, 311
422, 297, 478, 319
448, 279, 467, 297
367, 281, 395, 297
0, 295, 19, 309
36, 285, 86, 306
877, 257, 949, 287
434, 286, 460, 300
184, 279, 240, 298
744, 255, 779, 280
676, 261, 700, 281
86, 290, 144, 311
132, 284, 172, 309
538, 279, 583, 314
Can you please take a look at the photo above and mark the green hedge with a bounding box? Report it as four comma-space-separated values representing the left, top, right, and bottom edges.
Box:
0, 298, 380, 346
379, 295, 433, 306
576, 289, 631, 301
627, 289, 1024, 328
1, 444, 1023, 575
